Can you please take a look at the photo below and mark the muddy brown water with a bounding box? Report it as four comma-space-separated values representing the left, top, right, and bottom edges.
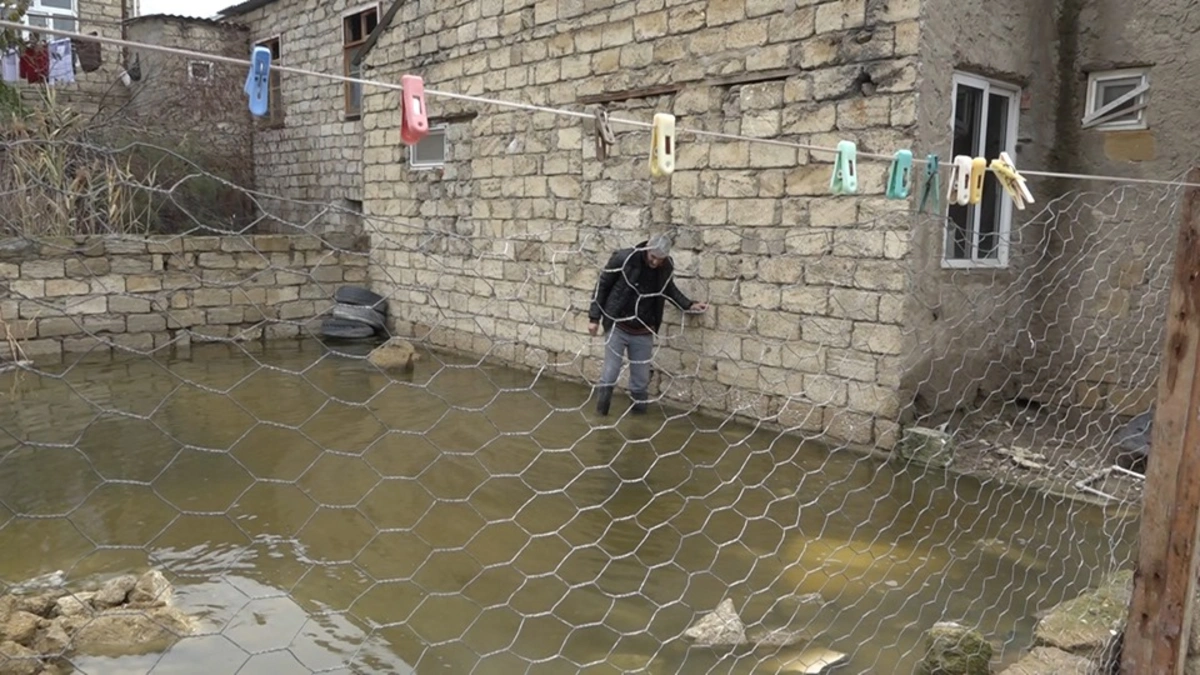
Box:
0, 340, 1138, 674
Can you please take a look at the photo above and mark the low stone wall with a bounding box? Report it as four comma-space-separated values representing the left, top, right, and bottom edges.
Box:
0, 234, 365, 362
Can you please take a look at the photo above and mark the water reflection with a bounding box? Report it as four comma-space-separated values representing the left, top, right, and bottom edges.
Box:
0, 340, 1138, 673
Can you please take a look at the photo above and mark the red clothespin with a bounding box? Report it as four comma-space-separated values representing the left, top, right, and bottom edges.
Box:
400, 74, 428, 146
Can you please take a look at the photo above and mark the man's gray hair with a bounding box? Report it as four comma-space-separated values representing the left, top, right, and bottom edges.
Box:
647, 234, 672, 257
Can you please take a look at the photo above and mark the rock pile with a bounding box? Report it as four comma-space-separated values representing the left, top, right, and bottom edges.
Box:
0, 570, 196, 674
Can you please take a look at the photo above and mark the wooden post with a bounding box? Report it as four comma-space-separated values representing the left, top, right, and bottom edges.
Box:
1124, 167, 1200, 675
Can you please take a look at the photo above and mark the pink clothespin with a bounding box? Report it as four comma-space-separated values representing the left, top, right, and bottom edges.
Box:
400, 74, 428, 146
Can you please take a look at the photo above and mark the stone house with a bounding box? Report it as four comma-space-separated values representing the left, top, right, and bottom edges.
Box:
210, 0, 1194, 451
3, 0, 131, 115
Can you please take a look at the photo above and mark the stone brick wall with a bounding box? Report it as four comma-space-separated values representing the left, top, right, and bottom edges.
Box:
122, 16, 258, 233
0, 235, 361, 363
217, 0, 372, 235
903, 0, 1187, 420
357, 0, 922, 450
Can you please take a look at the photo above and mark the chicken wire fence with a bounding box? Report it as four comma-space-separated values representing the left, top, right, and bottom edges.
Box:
0, 132, 1173, 675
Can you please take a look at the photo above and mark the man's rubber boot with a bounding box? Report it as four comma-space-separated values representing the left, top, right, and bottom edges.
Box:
596, 386, 613, 416
630, 390, 649, 415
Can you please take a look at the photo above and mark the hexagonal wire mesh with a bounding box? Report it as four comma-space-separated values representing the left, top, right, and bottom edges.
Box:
0, 61, 1174, 675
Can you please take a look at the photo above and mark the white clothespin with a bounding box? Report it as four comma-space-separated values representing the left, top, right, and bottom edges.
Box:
946, 155, 972, 206
830, 140, 858, 195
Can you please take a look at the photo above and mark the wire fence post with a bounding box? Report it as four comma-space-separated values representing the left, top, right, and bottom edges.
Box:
1123, 167, 1200, 675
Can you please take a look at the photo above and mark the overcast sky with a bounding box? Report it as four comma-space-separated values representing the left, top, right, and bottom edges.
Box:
139, 0, 230, 18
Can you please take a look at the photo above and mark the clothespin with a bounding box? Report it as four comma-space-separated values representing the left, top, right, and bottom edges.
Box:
829, 140, 858, 195
918, 154, 941, 214
650, 113, 675, 177
400, 74, 429, 146
885, 150, 913, 200
946, 155, 972, 206
592, 106, 616, 161
968, 157, 987, 205
990, 151, 1035, 210
244, 45, 271, 117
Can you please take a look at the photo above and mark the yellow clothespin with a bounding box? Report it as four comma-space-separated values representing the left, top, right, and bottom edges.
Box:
830, 140, 858, 195
968, 157, 987, 205
946, 155, 972, 206
989, 151, 1034, 210
650, 113, 675, 177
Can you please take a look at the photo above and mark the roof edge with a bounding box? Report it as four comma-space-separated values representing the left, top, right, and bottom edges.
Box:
218, 0, 279, 17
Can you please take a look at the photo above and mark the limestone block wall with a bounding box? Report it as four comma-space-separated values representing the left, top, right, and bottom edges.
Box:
216, 0, 372, 235
0, 235, 362, 363
358, 0, 923, 450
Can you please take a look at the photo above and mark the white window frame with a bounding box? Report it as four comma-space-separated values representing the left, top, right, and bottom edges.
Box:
408, 124, 448, 170
1083, 68, 1149, 132
943, 72, 1021, 269
15, 0, 77, 34
187, 60, 213, 83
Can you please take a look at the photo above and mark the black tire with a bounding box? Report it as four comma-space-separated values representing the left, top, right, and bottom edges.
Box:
319, 317, 377, 340
335, 286, 387, 313
332, 303, 387, 330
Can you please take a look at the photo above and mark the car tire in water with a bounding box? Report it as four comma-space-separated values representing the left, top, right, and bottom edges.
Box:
319, 317, 377, 340
334, 286, 388, 313
331, 303, 387, 330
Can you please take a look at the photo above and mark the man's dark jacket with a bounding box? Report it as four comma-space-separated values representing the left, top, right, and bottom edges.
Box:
588, 242, 695, 334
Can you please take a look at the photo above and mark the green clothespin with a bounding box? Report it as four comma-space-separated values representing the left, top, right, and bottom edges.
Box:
918, 154, 940, 214
829, 140, 858, 195
886, 150, 913, 200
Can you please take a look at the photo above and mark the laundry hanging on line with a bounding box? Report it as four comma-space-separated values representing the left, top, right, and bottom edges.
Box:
0, 48, 18, 83
47, 38, 74, 85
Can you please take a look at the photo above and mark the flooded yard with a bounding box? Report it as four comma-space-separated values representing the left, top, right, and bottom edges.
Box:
0, 339, 1138, 674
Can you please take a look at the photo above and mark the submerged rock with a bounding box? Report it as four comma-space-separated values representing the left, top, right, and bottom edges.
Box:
1034, 570, 1131, 654
58, 606, 196, 657
683, 599, 745, 647
997, 646, 1090, 674
368, 338, 420, 373
683, 599, 810, 650
0, 568, 197, 670
917, 621, 993, 675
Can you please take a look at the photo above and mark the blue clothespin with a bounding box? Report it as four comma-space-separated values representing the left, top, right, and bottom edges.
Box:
886, 150, 913, 200
244, 46, 272, 117
830, 140, 858, 195
918, 154, 940, 214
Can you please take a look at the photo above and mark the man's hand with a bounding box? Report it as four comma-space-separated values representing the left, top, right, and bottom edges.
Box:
587, 321, 600, 336
688, 302, 709, 313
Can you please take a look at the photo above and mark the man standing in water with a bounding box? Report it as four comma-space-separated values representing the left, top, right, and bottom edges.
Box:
587, 234, 708, 416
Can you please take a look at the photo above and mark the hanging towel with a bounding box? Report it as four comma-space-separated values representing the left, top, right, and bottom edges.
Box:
73, 34, 101, 73
47, 38, 74, 85
19, 44, 48, 84
1, 49, 18, 83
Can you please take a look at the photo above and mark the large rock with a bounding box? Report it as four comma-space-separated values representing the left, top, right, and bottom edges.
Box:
126, 570, 173, 609
0, 641, 40, 675
54, 593, 96, 618
92, 575, 137, 609
368, 338, 420, 373
0, 613, 39, 648
998, 646, 1091, 674
1034, 570, 1131, 654
917, 621, 993, 675
58, 606, 196, 657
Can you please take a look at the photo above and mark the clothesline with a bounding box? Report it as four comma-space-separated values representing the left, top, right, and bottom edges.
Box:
1, 19, 1198, 190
